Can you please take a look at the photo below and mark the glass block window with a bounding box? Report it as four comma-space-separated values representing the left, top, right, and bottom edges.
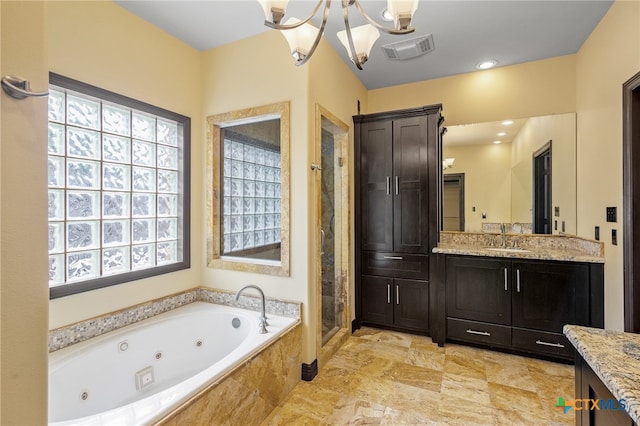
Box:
221, 136, 281, 255
48, 73, 190, 298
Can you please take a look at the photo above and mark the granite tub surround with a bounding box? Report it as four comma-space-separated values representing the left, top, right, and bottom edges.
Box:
564, 325, 640, 424
433, 230, 604, 263
264, 327, 575, 425
48, 287, 301, 352
158, 323, 302, 426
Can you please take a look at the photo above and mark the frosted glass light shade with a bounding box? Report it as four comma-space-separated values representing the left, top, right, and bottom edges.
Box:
337, 24, 380, 64
280, 18, 318, 61
387, 0, 418, 29
257, 0, 290, 22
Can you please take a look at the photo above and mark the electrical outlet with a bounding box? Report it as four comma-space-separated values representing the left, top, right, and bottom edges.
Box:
554, 220, 557, 231
607, 207, 617, 223
612, 229, 618, 246
554, 206, 560, 217
562, 221, 565, 233
595, 226, 600, 241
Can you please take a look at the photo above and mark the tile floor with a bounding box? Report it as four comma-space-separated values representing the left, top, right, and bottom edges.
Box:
263, 328, 575, 425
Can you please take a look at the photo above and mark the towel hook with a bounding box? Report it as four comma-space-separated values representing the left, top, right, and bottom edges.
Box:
1, 75, 49, 99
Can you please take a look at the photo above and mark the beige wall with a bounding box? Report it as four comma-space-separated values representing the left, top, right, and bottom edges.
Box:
510, 113, 577, 234
1, 2, 49, 424
307, 41, 368, 342
443, 143, 512, 232
575, 0, 640, 331
47, 1, 203, 328
200, 30, 316, 361
368, 55, 577, 125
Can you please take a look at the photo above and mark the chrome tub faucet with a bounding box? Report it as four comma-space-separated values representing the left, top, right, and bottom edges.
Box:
234, 285, 268, 334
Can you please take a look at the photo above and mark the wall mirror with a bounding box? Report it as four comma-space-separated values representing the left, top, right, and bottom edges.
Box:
442, 112, 576, 235
207, 102, 290, 276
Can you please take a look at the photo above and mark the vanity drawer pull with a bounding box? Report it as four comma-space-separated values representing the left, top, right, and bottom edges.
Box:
386, 176, 391, 195
466, 329, 491, 337
503, 268, 508, 291
383, 256, 404, 260
535, 340, 565, 348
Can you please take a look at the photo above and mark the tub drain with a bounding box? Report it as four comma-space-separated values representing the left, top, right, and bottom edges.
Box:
155, 351, 163, 360
80, 391, 88, 401
195, 339, 203, 347
232, 317, 241, 328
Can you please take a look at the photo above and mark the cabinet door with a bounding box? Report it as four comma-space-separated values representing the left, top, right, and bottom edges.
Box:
511, 261, 589, 332
360, 120, 393, 252
393, 116, 429, 254
446, 257, 511, 325
393, 279, 429, 331
361, 275, 393, 325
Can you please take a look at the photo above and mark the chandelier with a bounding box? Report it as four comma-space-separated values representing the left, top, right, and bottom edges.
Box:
257, 0, 419, 70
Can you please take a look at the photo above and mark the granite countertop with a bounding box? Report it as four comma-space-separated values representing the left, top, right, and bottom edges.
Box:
433, 231, 605, 263
564, 325, 640, 424
432, 244, 605, 263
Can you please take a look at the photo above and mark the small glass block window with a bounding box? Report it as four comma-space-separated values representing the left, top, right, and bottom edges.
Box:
221, 135, 281, 256
47, 73, 190, 298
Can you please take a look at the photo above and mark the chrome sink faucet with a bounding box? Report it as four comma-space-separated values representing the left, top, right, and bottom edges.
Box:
500, 223, 507, 248
234, 285, 268, 334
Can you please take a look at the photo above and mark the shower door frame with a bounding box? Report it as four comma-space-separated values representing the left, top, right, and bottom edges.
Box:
314, 104, 351, 370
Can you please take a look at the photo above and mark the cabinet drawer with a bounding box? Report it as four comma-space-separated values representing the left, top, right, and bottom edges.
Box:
512, 328, 573, 360
447, 318, 511, 348
362, 252, 428, 279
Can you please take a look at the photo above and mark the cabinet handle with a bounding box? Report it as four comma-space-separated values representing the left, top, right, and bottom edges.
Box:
383, 255, 403, 260
503, 268, 508, 291
466, 329, 491, 336
516, 269, 521, 292
386, 176, 391, 195
387, 284, 391, 304
395, 176, 399, 195
535, 340, 565, 348
396, 284, 399, 305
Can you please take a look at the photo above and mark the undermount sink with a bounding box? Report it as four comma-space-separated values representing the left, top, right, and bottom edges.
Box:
485, 247, 531, 253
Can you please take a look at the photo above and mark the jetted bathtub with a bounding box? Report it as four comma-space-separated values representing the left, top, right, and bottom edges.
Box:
48, 301, 298, 425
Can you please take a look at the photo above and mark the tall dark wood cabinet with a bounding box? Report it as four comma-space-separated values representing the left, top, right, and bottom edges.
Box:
354, 105, 443, 334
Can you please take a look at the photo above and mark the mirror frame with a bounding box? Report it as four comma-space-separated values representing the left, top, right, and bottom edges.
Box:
206, 101, 290, 276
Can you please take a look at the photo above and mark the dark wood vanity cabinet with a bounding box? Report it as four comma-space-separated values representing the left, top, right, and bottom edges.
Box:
445, 256, 603, 360
354, 105, 442, 334
575, 354, 634, 426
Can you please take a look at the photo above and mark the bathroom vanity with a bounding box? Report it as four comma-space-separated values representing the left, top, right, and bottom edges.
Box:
564, 325, 638, 425
432, 232, 604, 362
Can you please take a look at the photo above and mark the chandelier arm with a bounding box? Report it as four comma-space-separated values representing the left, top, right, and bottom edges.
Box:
341, 0, 364, 70
352, 0, 416, 35
294, 0, 331, 66
264, 0, 325, 30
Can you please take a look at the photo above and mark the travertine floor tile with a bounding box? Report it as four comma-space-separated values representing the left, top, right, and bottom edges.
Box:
262, 328, 575, 426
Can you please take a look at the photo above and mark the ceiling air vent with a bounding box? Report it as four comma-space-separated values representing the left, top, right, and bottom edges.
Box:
381, 34, 435, 61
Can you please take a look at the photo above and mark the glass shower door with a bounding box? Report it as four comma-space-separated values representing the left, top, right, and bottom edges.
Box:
321, 123, 343, 345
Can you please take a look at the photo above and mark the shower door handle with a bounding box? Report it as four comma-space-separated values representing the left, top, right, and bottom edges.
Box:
320, 229, 325, 256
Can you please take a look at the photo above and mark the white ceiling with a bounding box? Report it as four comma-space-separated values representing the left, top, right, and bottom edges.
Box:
114, 0, 613, 90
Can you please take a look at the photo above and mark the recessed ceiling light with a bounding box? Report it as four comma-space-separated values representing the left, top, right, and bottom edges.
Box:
501, 120, 513, 125
477, 60, 498, 70
380, 8, 393, 21
493, 140, 502, 144
497, 132, 506, 137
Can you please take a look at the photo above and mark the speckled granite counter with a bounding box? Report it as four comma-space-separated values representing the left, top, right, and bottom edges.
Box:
433, 231, 604, 263
564, 325, 640, 424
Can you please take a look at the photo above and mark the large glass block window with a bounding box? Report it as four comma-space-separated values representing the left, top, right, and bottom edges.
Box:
47, 73, 190, 298
221, 126, 281, 260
